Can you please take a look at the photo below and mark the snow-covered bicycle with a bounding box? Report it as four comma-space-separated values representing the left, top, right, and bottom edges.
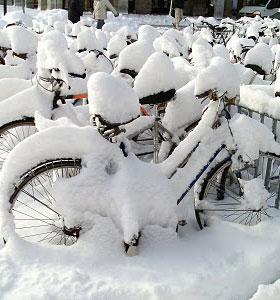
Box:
2, 59, 280, 255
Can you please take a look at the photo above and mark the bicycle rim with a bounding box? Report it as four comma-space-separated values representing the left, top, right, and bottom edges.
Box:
9, 158, 82, 246
195, 154, 280, 229
0, 119, 36, 169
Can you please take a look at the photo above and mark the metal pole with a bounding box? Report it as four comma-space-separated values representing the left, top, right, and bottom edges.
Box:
3, 0, 7, 15
153, 105, 159, 164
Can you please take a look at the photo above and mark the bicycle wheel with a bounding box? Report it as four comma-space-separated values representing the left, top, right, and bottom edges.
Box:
0, 118, 36, 169
195, 153, 280, 229
9, 158, 82, 245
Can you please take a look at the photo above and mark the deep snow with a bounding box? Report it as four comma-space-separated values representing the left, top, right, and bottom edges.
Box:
0, 6, 280, 300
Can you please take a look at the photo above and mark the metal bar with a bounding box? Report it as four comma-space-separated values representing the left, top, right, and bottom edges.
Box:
153, 106, 159, 164
176, 145, 227, 205
275, 179, 280, 209
3, 0, 7, 15
272, 119, 277, 140
264, 158, 272, 190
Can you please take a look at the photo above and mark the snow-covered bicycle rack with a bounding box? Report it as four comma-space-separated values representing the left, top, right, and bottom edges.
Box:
231, 96, 280, 209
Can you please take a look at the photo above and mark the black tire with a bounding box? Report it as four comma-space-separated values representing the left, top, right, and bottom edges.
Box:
195, 153, 280, 229
9, 158, 82, 246
0, 118, 36, 169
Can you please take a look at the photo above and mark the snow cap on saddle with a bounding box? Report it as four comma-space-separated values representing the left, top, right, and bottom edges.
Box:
195, 57, 240, 99
138, 25, 160, 42
244, 43, 273, 75
133, 52, 176, 105
88, 72, 140, 125
118, 40, 155, 78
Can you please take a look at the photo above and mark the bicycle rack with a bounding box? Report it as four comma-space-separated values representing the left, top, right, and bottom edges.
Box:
233, 104, 280, 209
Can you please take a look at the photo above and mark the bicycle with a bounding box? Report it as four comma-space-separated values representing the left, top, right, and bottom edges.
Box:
2, 62, 280, 255
0, 69, 88, 170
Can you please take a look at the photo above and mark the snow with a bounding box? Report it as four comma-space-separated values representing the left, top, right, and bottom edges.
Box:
191, 37, 214, 70
244, 43, 273, 75
162, 80, 207, 133
4, 25, 38, 54
107, 33, 127, 59
0, 78, 32, 101
0, 85, 53, 128
118, 40, 155, 75
88, 72, 140, 124
240, 85, 280, 120
1, 7, 280, 300
133, 52, 176, 100
251, 280, 280, 300
172, 57, 196, 89
138, 25, 160, 42
77, 27, 102, 52
195, 57, 240, 98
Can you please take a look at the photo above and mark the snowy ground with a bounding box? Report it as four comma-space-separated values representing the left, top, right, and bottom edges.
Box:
0, 6, 280, 300
1, 215, 280, 299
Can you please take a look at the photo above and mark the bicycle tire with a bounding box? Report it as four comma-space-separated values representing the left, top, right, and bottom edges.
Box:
0, 118, 36, 169
9, 158, 82, 246
195, 153, 280, 229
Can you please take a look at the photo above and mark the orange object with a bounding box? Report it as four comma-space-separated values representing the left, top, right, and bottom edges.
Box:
140, 106, 150, 116
73, 93, 88, 100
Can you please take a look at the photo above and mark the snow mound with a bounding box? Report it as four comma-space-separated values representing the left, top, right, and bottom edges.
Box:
244, 43, 273, 75
138, 25, 160, 42
77, 28, 102, 52
118, 41, 155, 77
172, 57, 196, 89
195, 57, 240, 98
107, 34, 127, 59
153, 36, 181, 58
213, 44, 230, 60
88, 72, 140, 124
191, 37, 214, 70
4, 26, 38, 54
133, 52, 176, 104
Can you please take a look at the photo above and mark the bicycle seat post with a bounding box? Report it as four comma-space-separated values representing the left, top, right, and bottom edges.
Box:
153, 105, 160, 164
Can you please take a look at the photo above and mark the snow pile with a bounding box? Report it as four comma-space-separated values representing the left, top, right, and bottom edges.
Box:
239, 178, 270, 210
172, 57, 196, 89
95, 30, 107, 50
107, 34, 127, 59
54, 148, 177, 244
244, 43, 273, 75
0, 85, 53, 128
240, 85, 280, 119
77, 28, 102, 52
118, 40, 155, 76
213, 44, 230, 60
251, 280, 280, 300
191, 37, 214, 70
41, 30, 68, 51
153, 36, 181, 58
162, 80, 206, 133
138, 25, 160, 42
0, 78, 32, 101
37, 38, 85, 79
88, 72, 140, 124
133, 52, 176, 103
4, 26, 38, 54
195, 57, 240, 98
229, 113, 279, 162
0, 29, 10, 48
246, 25, 259, 41
82, 51, 113, 75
